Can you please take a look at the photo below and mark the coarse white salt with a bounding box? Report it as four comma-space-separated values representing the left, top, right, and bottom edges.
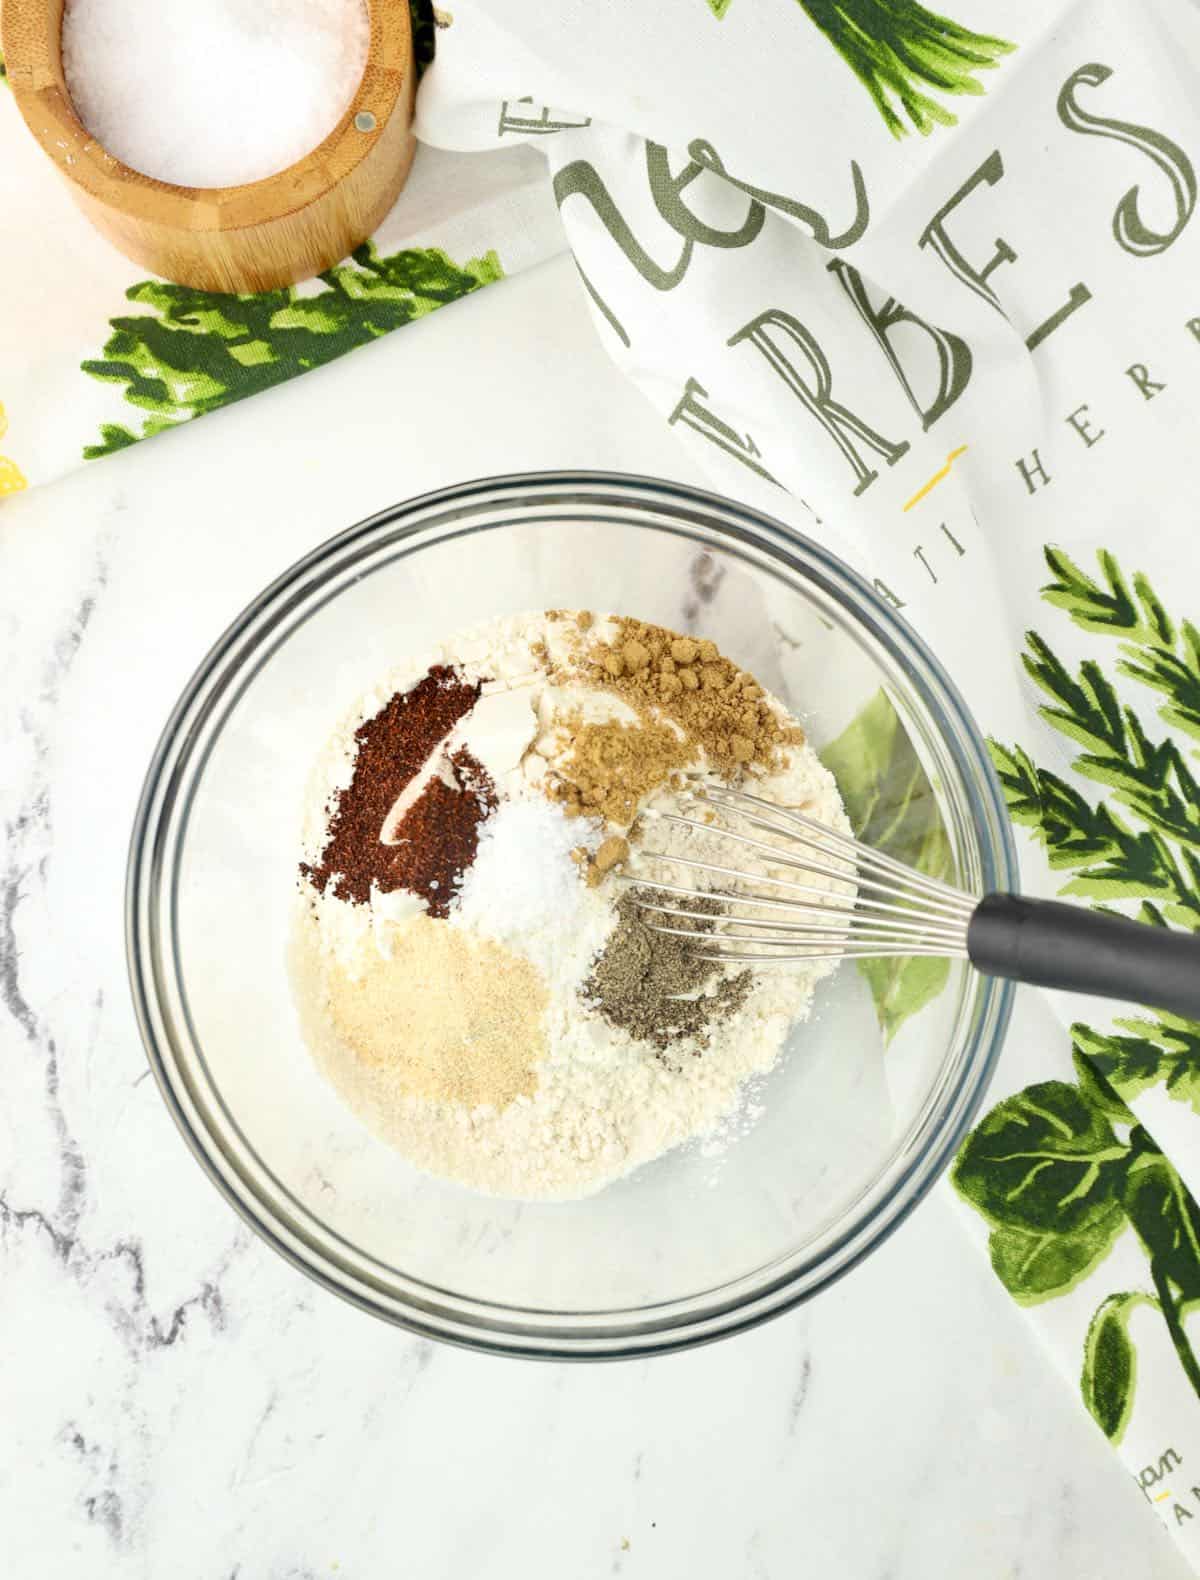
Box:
451, 798, 611, 987
62, 0, 370, 189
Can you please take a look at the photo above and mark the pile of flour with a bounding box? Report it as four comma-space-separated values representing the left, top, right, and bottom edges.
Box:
290, 611, 850, 1200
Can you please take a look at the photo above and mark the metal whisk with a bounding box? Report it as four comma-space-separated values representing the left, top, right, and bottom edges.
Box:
621, 784, 1200, 1020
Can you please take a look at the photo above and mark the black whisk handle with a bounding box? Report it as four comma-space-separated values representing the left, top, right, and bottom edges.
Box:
967, 893, 1200, 1020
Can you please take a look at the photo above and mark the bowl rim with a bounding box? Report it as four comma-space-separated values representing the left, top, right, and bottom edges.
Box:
126, 469, 1017, 1359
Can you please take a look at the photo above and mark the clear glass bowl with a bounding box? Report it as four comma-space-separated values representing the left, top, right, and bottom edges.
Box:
127, 472, 1016, 1358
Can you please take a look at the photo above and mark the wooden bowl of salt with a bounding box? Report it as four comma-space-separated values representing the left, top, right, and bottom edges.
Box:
1, 0, 415, 294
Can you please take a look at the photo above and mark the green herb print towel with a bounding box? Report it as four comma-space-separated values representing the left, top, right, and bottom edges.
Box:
7, 0, 1200, 1560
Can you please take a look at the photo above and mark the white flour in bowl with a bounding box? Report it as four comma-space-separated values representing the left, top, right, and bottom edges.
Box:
290, 610, 850, 1199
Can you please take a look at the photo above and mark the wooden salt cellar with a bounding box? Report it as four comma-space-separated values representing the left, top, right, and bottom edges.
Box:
1, 0, 415, 293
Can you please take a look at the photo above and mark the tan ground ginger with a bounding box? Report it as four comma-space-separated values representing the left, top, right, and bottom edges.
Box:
573, 616, 803, 779
549, 714, 695, 824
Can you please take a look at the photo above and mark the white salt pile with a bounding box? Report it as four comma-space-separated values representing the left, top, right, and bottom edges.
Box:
453, 798, 611, 984
62, 0, 370, 188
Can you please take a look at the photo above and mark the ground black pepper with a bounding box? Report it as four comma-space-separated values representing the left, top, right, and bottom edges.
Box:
585, 889, 752, 1052
301, 666, 496, 917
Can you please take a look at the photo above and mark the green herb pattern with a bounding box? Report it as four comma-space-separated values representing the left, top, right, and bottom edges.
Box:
821, 689, 952, 1042
410, 0, 438, 77
1082, 1292, 1147, 1443
705, 0, 1014, 137
954, 547, 1200, 1440
80, 243, 504, 459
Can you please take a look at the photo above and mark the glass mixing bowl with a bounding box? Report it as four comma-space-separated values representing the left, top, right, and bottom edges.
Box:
127, 472, 1016, 1357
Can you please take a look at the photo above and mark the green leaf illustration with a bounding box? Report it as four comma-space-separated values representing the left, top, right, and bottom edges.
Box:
1120, 625, 1200, 751
81, 243, 503, 458
821, 688, 951, 1041
951, 1081, 1129, 1238
1023, 635, 1126, 757
1082, 1292, 1148, 1443
1119, 1128, 1200, 1396
1041, 547, 1200, 749
1123, 1130, 1200, 1305
988, 1211, 1126, 1307
1042, 545, 1181, 655
1071, 1032, 1141, 1123
992, 548, 1200, 1014
955, 1068, 1200, 1410
410, 0, 438, 76
960, 547, 1200, 1422
1075, 1019, 1200, 1116
1041, 546, 1143, 637
708, 0, 1014, 136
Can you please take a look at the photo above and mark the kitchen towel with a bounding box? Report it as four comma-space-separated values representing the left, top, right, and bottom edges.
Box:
4, 0, 1200, 1560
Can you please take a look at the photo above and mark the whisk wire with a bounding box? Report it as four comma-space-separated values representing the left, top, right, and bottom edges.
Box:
648, 922, 966, 958
625, 781, 975, 967
695, 784, 968, 899
686, 944, 965, 964
617, 779, 1200, 1022
683, 788, 973, 914
617, 853, 969, 934
650, 807, 972, 924
613, 874, 967, 944
633, 897, 961, 941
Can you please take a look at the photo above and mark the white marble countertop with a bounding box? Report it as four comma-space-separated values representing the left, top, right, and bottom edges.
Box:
1, 253, 1191, 1580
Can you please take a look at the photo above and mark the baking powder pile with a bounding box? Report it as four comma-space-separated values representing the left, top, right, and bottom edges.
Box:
291, 611, 850, 1200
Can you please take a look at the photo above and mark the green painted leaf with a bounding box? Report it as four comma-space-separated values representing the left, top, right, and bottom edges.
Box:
1123, 1131, 1200, 1303
1070, 1034, 1138, 1125
854, 953, 949, 1043
987, 740, 1042, 829
82, 244, 504, 455
1082, 1292, 1148, 1443
1024, 638, 1126, 757
995, 548, 1200, 933
705, 0, 1013, 133
990, 732, 1200, 924
821, 689, 951, 1041
951, 1081, 1129, 1235
1041, 546, 1140, 636
789, 0, 1014, 139
1075, 1019, 1200, 1116
988, 1209, 1126, 1306
410, 0, 438, 75
961, 547, 1200, 1368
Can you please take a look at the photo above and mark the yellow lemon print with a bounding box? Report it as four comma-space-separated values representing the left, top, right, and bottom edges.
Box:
0, 402, 28, 497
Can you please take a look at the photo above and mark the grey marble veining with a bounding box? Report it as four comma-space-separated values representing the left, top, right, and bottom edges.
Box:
0, 256, 1189, 1579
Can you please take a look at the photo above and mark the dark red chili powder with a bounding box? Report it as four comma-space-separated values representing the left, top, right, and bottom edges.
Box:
301, 665, 497, 918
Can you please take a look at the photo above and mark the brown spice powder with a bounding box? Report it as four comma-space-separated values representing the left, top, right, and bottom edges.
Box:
301, 666, 495, 916
573, 617, 803, 779
549, 713, 695, 825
